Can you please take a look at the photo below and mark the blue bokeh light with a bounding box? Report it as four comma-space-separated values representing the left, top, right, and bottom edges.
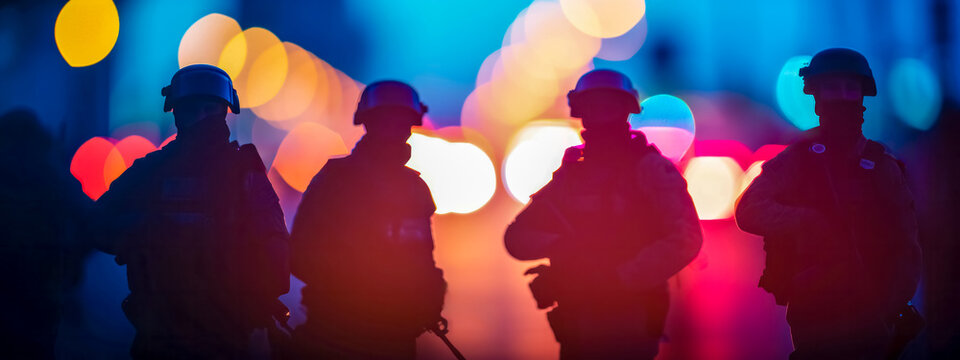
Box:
775, 55, 817, 131
889, 58, 942, 131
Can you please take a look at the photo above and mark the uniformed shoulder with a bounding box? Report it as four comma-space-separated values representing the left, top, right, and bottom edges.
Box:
762, 137, 812, 172
403, 166, 432, 193
562, 144, 584, 164
305, 157, 348, 188
122, 147, 166, 176
865, 139, 907, 176
635, 150, 685, 189
237, 143, 266, 173
401, 165, 423, 177
402, 166, 437, 214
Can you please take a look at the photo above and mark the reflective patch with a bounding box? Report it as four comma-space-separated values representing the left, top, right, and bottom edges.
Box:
860, 158, 875, 170
810, 143, 826, 154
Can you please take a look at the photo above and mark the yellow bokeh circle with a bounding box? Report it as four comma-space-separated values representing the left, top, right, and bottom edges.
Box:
221, 27, 288, 108
253, 42, 320, 122
55, 0, 120, 67
178, 13, 245, 70
559, 0, 645, 38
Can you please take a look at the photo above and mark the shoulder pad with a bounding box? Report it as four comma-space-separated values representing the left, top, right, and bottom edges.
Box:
864, 140, 906, 174
561, 145, 584, 164
238, 143, 266, 173
863, 140, 887, 159
401, 165, 423, 177
127, 146, 166, 170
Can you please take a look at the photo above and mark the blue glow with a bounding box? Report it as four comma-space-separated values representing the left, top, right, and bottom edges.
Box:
775, 55, 817, 130
596, 17, 648, 61
344, 1, 529, 127
889, 58, 942, 131
631, 94, 696, 134
108, 0, 239, 135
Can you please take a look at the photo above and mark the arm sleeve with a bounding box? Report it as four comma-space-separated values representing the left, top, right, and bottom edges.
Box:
617, 154, 703, 290
88, 158, 151, 256
735, 151, 825, 237
503, 173, 572, 261
243, 167, 290, 297
289, 167, 335, 281
414, 179, 446, 321
888, 162, 922, 304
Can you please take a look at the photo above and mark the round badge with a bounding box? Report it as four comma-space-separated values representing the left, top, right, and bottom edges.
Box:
810, 143, 826, 154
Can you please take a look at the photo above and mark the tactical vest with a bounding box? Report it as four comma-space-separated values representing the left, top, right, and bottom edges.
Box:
759, 139, 903, 305
545, 137, 664, 303
119, 142, 275, 326
300, 156, 443, 333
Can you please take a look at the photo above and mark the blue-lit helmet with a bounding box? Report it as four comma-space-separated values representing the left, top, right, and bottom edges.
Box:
799, 48, 877, 96
353, 80, 427, 126
567, 69, 641, 118
162, 64, 240, 114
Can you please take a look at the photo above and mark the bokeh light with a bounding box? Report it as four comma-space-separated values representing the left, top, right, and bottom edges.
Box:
559, 0, 646, 38
252, 42, 320, 122
406, 133, 497, 214
54, 0, 120, 67
752, 144, 787, 163
503, 121, 583, 203
693, 139, 754, 170
102, 146, 126, 193
70, 137, 116, 200
522, 1, 601, 76
889, 58, 942, 131
630, 94, 695, 162
596, 17, 647, 61
683, 156, 742, 220
632, 94, 695, 133
178, 13, 244, 70
222, 27, 288, 108
272, 122, 348, 193
776, 55, 818, 130
113, 135, 157, 166
159, 133, 177, 148
738, 160, 764, 197
70, 135, 158, 200
637, 127, 694, 163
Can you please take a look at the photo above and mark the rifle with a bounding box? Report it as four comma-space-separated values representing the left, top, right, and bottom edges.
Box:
430, 317, 466, 360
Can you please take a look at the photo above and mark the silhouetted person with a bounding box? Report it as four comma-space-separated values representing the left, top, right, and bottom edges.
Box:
736, 48, 922, 360
504, 70, 703, 360
0, 109, 91, 359
91, 65, 290, 359
289, 81, 446, 359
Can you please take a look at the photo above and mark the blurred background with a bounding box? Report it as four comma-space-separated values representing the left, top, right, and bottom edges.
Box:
1, 0, 958, 358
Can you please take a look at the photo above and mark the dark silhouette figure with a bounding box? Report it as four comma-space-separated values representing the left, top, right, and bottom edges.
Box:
0, 109, 92, 359
91, 65, 290, 359
289, 81, 447, 359
504, 70, 703, 360
736, 48, 923, 360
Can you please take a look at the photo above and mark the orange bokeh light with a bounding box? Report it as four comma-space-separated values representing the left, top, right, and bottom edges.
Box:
683, 156, 742, 220
253, 42, 320, 122
178, 13, 245, 70
272, 122, 348, 192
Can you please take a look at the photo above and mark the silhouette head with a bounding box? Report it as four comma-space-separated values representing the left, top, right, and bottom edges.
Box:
354, 81, 427, 144
162, 65, 238, 145
567, 70, 641, 131
800, 48, 875, 141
